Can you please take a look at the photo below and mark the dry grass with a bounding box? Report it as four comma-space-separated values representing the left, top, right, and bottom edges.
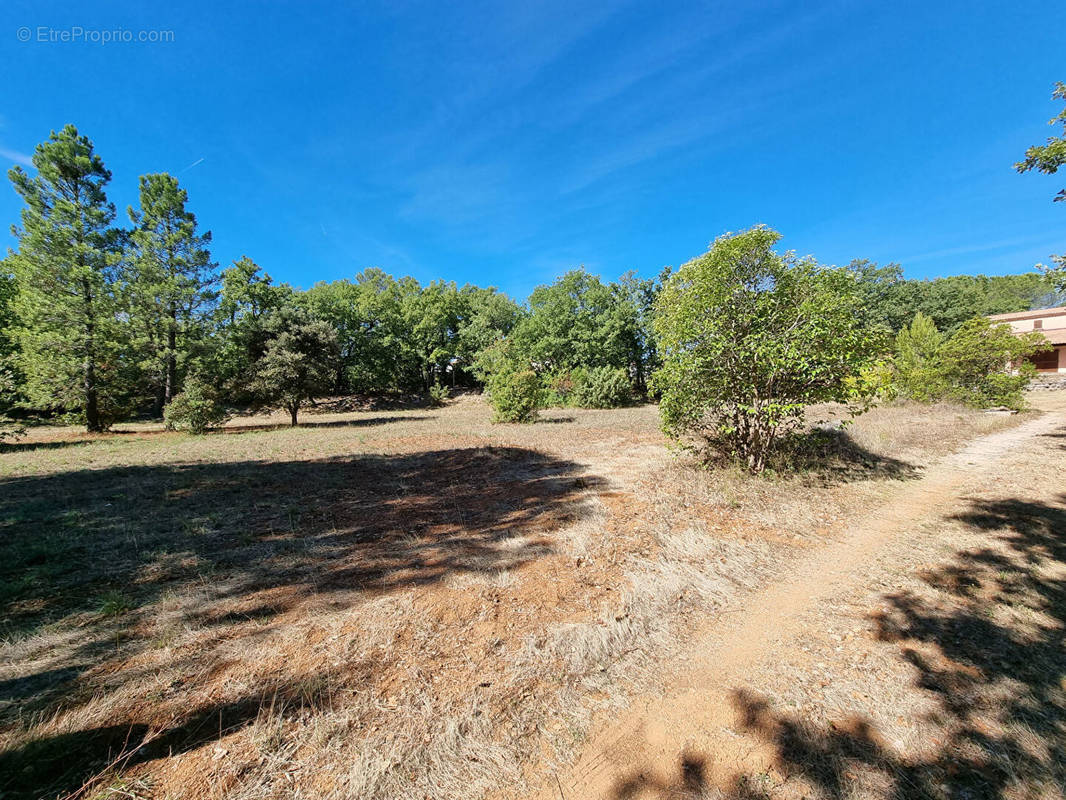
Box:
0, 395, 1034, 799
706, 398, 1066, 799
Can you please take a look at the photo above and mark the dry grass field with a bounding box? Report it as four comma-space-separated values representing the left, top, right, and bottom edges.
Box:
0, 396, 1035, 799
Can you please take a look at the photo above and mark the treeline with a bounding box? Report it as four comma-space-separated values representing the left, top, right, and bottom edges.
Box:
0, 125, 1059, 434
849, 260, 1059, 332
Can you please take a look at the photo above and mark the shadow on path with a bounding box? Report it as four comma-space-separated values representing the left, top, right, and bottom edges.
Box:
611, 493, 1066, 799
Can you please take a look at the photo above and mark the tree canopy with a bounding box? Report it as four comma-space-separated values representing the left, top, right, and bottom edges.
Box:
654, 227, 882, 472
6, 125, 124, 431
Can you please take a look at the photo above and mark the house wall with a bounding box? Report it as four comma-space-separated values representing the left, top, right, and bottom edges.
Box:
999, 311, 1066, 333
988, 309, 1066, 374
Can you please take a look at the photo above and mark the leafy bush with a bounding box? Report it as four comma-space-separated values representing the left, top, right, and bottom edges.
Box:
847, 359, 897, 403
540, 371, 578, 407
653, 226, 881, 473
488, 370, 541, 423
938, 317, 1047, 409
888, 314, 1048, 410
164, 376, 230, 434
0, 362, 25, 443
572, 366, 632, 408
97, 590, 133, 617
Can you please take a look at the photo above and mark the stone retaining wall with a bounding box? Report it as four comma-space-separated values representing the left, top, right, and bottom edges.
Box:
1028, 374, 1066, 391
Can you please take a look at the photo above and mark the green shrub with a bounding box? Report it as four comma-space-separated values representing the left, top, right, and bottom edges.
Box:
573, 366, 632, 408
653, 226, 880, 473
846, 359, 896, 404
427, 383, 450, 407
488, 370, 541, 423
541, 371, 578, 407
97, 590, 133, 616
164, 376, 230, 434
889, 314, 1048, 410
893, 313, 947, 401
938, 317, 1047, 409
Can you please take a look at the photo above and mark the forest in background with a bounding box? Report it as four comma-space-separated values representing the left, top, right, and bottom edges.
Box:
0, 125, 1061, 433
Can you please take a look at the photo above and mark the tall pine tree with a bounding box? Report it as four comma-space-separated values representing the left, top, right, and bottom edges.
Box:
127, 173, 216, 414
7, 125, 123, 432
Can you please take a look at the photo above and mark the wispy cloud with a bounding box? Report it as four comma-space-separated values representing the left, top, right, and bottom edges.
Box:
896, 234, 1063, 265
0, 146, 33, 167
400, 162, 515, 226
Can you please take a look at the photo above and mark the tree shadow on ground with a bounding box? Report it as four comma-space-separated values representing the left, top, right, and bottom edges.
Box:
772, 428, 922, 485
0, 414, 434, 453
610, 493, 1066, 799
0, 446, 602, 799
0, 662, 379, 800
216, 414, 434, 434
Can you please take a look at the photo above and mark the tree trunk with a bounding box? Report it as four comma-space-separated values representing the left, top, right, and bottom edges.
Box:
289, 403, 299, 426
82, 277, 103, 433
164, 304, 177, 404
85, 371, 101, 432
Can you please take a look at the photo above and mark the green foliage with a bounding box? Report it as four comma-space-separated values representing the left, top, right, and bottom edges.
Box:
0, 268, 21, 428
96, 590, 133, 617
488, 370, 541, 423
7, 125, 127, 431
845, 359, 897, 404
0, 269, 16, 364
251, 310, 340, 425
208, 257, 293, 401
0, 327, 25, 442
654, 226, 881, 473
472, 268, 660, 407
1015, 83, 1066, 291
893, 313, 948, 401
848, 260, 1058, 333
126, 173, 217, 414
937, 318, 1048, 409
427, 383, 450, 407
301, 271, 521, 394
507, 269, 649, 378
572, 366, 632, 408
163, 374, 230, 434
887, 315, 1049, 410
538, 370, 577, 407
1016, 81, 1066, 203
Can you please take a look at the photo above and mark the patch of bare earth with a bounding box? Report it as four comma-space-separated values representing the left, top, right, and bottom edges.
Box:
0, 396, 1038, 799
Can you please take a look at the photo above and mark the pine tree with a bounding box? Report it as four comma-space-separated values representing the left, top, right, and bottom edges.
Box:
251, 308, 340, 426
127, 173, 216, 415
7, 125, 124, 432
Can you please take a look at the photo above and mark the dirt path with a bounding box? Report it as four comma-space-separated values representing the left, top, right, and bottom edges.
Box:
539, 399, 1066, 800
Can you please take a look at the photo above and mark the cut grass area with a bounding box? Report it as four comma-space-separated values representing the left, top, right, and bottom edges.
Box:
0, 396, 1032, 799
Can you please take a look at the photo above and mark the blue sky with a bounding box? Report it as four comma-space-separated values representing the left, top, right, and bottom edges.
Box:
1, 0, 1063, 300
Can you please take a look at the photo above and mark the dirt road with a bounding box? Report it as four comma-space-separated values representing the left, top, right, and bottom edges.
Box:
540, 395, 1066, 800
